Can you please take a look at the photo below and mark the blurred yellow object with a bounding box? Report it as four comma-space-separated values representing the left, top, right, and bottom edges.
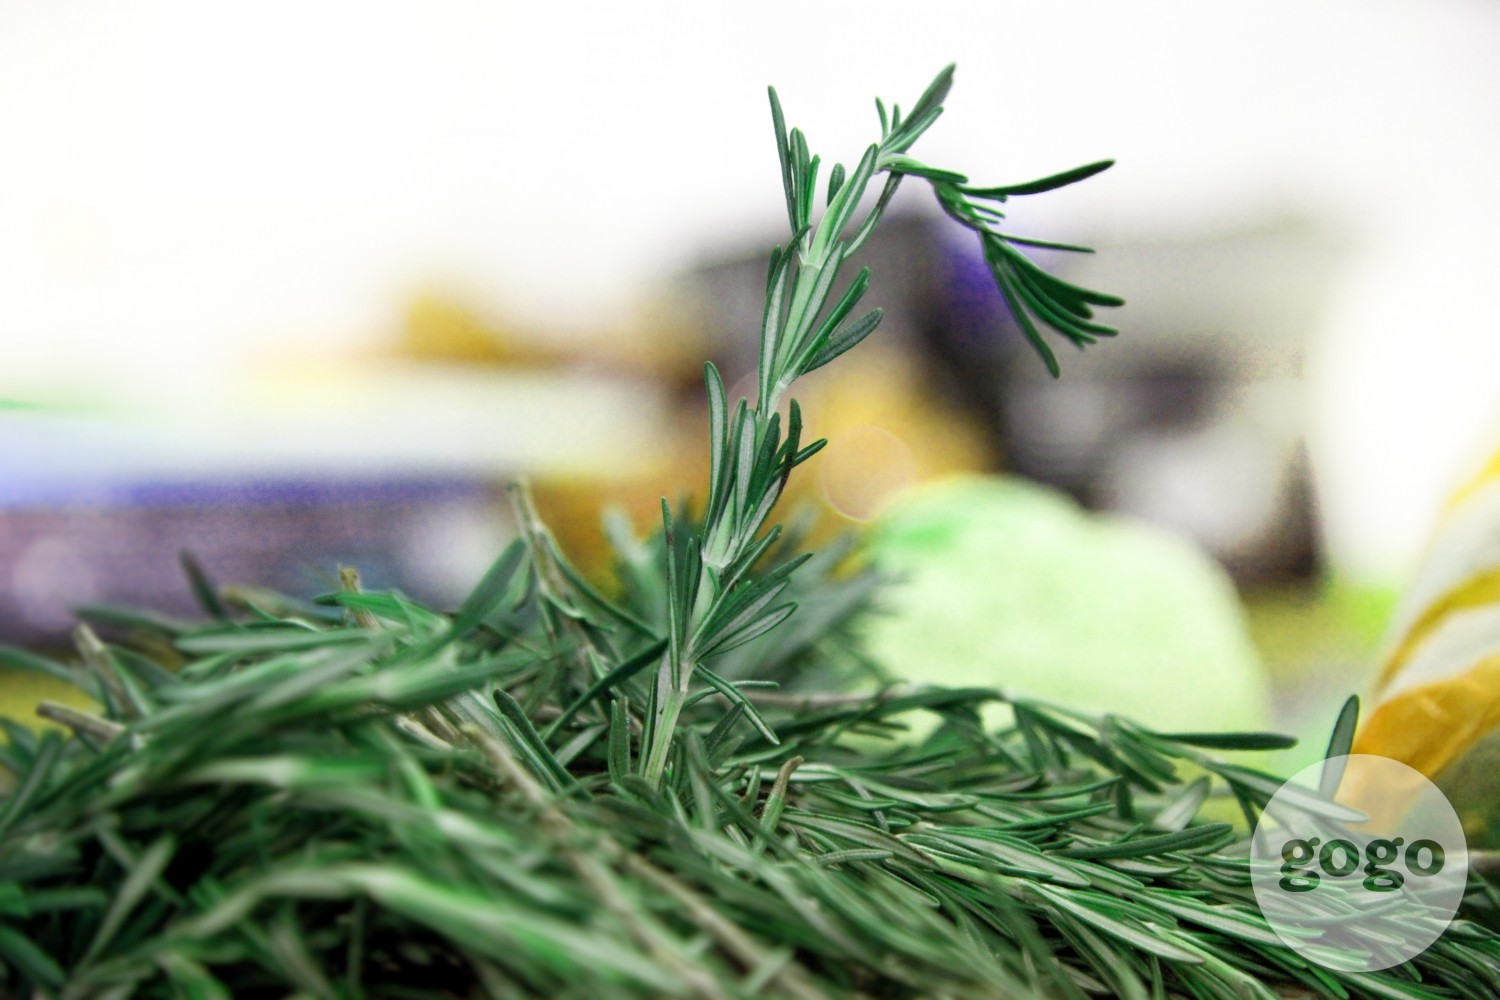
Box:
1353, 445, 1500, 844
403, 294, 532, 364
0, 665, 98, 746
399, 291, 707, 378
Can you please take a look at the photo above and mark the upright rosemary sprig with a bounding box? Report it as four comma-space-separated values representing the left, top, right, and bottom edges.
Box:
642, 65, 1122, 785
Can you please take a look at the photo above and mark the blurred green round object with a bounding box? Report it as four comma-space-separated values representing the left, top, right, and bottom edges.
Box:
860, 475, 1271, 735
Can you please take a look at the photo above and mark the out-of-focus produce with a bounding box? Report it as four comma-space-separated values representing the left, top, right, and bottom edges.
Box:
860, 474, 1271, 733
1353, 445, 1500, 846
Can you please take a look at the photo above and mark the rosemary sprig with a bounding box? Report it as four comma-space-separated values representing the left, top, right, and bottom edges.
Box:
6, 597, 1499, 998
643, 65, 1121, 786
3, 67, 1498, 1000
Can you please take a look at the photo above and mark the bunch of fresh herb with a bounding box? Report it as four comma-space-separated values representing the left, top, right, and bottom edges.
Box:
5, 66, 1500, 999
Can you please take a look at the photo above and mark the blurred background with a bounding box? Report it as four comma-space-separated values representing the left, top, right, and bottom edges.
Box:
4, 0, 1500, 757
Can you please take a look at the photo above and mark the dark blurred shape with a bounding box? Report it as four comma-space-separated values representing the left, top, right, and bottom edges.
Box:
684, 211, 1344, 586
0, 471, 504, 645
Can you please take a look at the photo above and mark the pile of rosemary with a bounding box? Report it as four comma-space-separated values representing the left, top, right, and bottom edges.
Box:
5, 67, 1500, 999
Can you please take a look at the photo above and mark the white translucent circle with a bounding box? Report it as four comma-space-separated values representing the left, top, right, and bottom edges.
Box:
1250, 754, 1469, 972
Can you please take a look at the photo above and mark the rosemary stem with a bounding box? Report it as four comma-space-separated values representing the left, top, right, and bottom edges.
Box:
643, 684, 689, 787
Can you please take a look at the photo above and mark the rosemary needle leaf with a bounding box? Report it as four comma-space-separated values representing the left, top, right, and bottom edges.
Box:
493, 689, 580, 792
697, 667, 779, 744
174, 626, 367, 656
803, 307, 884, 373
1033, 884, 1203, 964
1150, 894, 1285, 948
963, 158, 1116, 198
0, 732, 60, 837
77, 603, 198, 637
1003, 233, 1098, 253
1150, 730, 1300, 752
768, 86, 796, 231
444, 537, 527, 644
1326, 695, 1362, 791
906, 63, 955, 127
0, 923, 65, 988
1152, 776, 1212, 833
547, 639, 666, 738
180, 551, 229, 621
881, 153, 968, 184
1059, 823, 1235, 860
698, 602, 797, 658
0, 645, 77, 686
